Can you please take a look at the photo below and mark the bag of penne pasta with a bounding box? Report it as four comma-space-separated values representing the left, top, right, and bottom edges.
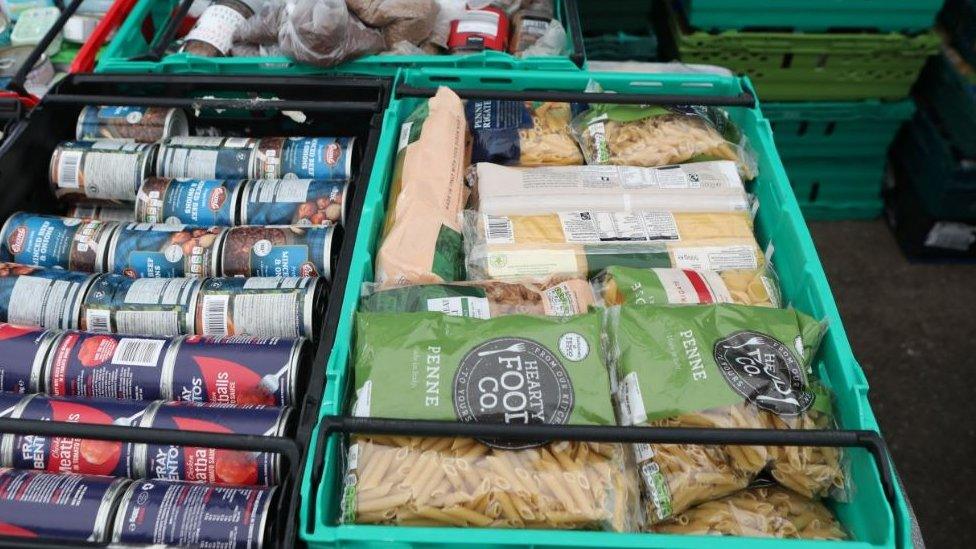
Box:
360, 278, 596, 318
570, 103, 758, 180
607, 303, 844, 526
466, 100, 586, 167
342, 311, 640, 531
593, 265, 782, 308
652, 485, 847, 540
462, 209, 765, 281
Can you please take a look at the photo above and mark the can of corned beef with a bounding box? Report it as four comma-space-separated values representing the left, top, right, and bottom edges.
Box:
0, 213, 118, 273
66, 204, 136, 223
250, 137, 356, 181
240, 179, 349, 226
220, 225, 341, 280
156, 137, 258, 180
135, 177, 245, 226
134, 401, 291, 486
107, 223, 227, 278
1, 394, 146, 478
0, 323, 57, 393
112, 480, 276, 549
195, 276, 324, 339
0, 262, 96, 330
49, 140, 156, 203
0, 468, 130, 543
76, 106, 189, 143
81, 274, 202, 336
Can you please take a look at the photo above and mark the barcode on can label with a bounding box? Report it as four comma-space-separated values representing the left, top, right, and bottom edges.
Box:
485, 215, 515, 244
202, 294, 230, 336
112, 338, 166, 367
58, 151, 84, 189
85, 309, 111, 332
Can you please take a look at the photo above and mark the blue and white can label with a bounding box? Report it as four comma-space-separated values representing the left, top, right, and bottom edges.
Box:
108, 223, 226, 278
241, 179, 347, 226
251, 137, 355, 180
136, 177, 243, 226
0, 213, 117, 273
157, 137, 257, 180
220, 225, 339, 280
82, 274, 201, 336
76, 106, 188, 143
0, 262, 95, 330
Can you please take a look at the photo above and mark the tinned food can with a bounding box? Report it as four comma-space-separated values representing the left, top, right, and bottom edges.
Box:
0, 468, 130, 543
0, 262, 96, 330
76, 106, 189, 143
66, 204, 135, 222
135, 401, 291, 486
157, 136, 258, 180
0, 213, 118, 273
135, 177, 244, 226
81, 274, 201, 336
107, 223, 227, 278
251, 137, 357, 180
112, 480, 276, 549
220, 225, 341, 280
0, 323, 56, 393
241, 179, 349, 226
49, 140, 156, 203
195, 276, 323, 339
1, 394, 145, 478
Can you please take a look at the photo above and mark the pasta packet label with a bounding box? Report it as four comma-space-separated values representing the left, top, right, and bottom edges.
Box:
558, 211, 680, 243
600, 265, 736, 306
541, 281, 585, 316
672, 245, 758, 271
639, 460, 674, 520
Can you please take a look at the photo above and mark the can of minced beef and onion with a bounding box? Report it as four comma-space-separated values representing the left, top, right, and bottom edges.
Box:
0, 262, 96, 330
250, 137, 356, 180
81, 274, 202, 336
195, 276, 323, 339
0, 468, 130, 543
156, 136, 258, 180
135, 401, 291, 486
76, 106, 189, 143
107, 223, 227, 278
240, 179, 349, 226
135, 177, 245, 226
220, 225, 341, 280
49, 140, 156, 203
0, 213, 118, 273
112, 480, 276, 549
0, 323, 58, 393
66, 204, 136, 223
1, 394, 145, 478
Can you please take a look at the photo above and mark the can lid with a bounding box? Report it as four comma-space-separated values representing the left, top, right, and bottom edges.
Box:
322, 224, 343, 283
74, 105, 93, 141
0, 394, 34, 464
344, 136, 356, 183
227, 179, 246, 226
95, 477, 133, 543
32, 329, 64, 393
302, 278, 318, 339
69, 274, 101, 330
109, 479, 138, 544
256, 485, 278, 548
164, 108, 190, 140
158, 335, 185, 401
340, 181, 351, 228
98, 222, 122, 273
185, 278, 204, 334
210, 228, 229, 277
287, 336, 309, 407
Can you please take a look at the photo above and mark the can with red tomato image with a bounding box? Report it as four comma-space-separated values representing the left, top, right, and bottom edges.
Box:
240, 179, 349, 226
134, 401, 291, 486
1, 394, 146, 478
0, 468, 130, 543
135, 177, 245, 226
81, 275, 201, 336
112, 480, 276, 548
165, 335, 308, 407
220, 225, 341, 280
107, 223, 227, 278
0, 262, 97, 330
195, 276, 323, 339
0, 323, 59, 394
0, 212, 118, 273
250, 137, 357, 181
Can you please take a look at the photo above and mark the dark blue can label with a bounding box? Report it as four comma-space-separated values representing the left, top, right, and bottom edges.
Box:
109, 223, 225, 278
113, 480, 274, 549
136, 178, 242, 226
138, 402, 287, 486
221, 225, 337, 279
0, 213, 117, 273
0, 468, 128, 543
82, 274, 201, 336
242, 179, 346, 226
0, 262, 94, 330
252, 137, 355, 180
0, 323, 54, 394
157, 137, 257, 180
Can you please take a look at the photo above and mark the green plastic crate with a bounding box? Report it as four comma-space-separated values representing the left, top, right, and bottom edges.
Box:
579, 0, 652, 34
915, 52, 976, 158
298, 68, 913, 549
95, 0, 584, 77
680, 0, 942, 33
583, 31, 658, 62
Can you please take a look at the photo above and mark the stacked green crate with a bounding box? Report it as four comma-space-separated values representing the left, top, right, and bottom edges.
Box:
579, 0, 657, 62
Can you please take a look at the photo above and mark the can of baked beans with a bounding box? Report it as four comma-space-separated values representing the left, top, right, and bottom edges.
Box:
156, 137, 258, 180
49, 140, 156, 203
240, 179, 349, 226
107, 223, 227, 278
66, 204, 136, 223
220, 225, 341, 280
0, 468, 130, 543
112, 480, 276, 549
76, 106, 190, 143
134, 401, 291, 486
0, 262, 96, 330
250, 137, 356, 180
81, 274, 201, 336
0, 213, 118, 273
1, 394, 145, 478
0, 323, 57, 393
136, 177, 244, 226
195, 276, 323, 339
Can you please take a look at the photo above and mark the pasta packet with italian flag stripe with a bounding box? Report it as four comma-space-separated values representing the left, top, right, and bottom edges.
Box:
593, 265, 781, 308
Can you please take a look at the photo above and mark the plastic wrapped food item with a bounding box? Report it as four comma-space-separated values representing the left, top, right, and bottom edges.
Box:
607, 303, 841, 524
463, 210, 764, 280
375, 88, 468, 285
595, 265, 781, 308
509, 11, 550, 54
466, 101, 584, 166
571, 104, 758, 180
652, 486, 847, 540
517, 18, 567, 57
342, 311, 638, 531
469, 161, 749, 215
360, 277, 595, 318
346, 0, 439, 48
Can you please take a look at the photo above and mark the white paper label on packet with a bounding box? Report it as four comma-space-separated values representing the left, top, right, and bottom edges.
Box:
347, 443, 360, 472
558, 211, 679, 243
397, 121, 414, 152
924, 222, 976, 251
352, 380, 372, 418
426, 296, 491, 319
653, 165, 690, 189
652, 268, 732, 304
185, 4, 246, 55
484, 215, 515, 244
672, 245, 758, 271
486, 249, 580, 280
616, 371, 647, 426
633, 443, 655, 464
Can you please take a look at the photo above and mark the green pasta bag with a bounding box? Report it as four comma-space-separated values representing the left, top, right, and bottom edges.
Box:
342, 311, 638, 531
608, 303, 842, 526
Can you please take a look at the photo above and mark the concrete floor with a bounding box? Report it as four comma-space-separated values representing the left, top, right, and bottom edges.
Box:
808, 220, 976, 548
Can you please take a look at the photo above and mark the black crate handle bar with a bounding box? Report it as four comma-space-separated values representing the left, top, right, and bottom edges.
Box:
41, 94, 383, 114
8, 0, 87, 95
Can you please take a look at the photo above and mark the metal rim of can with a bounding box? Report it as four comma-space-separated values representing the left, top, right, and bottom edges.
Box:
67, 274, 101, 330
133, 177, 166, 223
256, 484, 278, 549
164, 109, 190, 140
287, 336, 309, 405
248, 138, 283, 180
130, 400, 163, 477
109, 478, 138, 544
158, 335, 185, 401
73, 106, 92, 142
227, 179, 245, 226
303, 277, 319, 338
98, 477, 134, 544
185, 277, 204, 335
210, 228, 229, 278
138, 144, 158, 196
99, 222, 123, 273
343, 137, 356, 184
32, 329, 63, 394
321, 225, 337, 282
340, 181, 350, 227
271, 406, 293, 484
48, 146, 62, 192
1, 394, 38, 466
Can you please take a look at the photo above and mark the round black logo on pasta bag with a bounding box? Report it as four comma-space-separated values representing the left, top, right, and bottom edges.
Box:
713, 331, 814, 416
454, 337, 575, 449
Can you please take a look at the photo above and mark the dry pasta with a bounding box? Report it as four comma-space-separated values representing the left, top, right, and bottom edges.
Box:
594, 265, 782, 308
466, 100, 585, 167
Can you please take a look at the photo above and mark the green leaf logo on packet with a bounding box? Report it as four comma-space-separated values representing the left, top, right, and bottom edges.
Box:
713, 331, 815, 416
